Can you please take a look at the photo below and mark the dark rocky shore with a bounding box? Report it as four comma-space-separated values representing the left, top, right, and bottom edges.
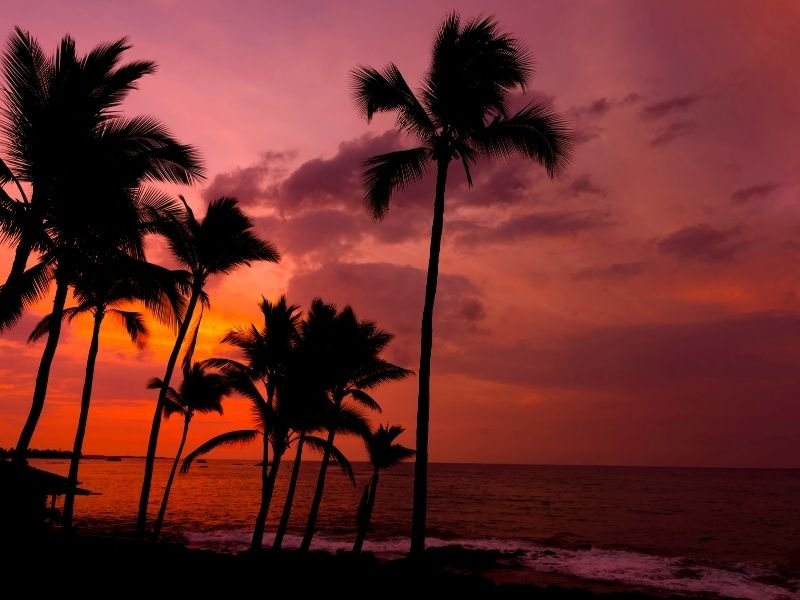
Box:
4, 533, 717, 599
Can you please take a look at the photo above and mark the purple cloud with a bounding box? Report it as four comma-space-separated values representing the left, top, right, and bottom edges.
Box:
657, 224, 745, 263
573, 262, 645, 281
567, 174, 608, 197
650, 120, 697, 147
452, 210, 610, 246
731, 182, 782, 204
641, 94, 703, 120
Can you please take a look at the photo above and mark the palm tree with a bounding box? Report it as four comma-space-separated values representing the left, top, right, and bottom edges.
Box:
149, 357, 230, 540
0, 29, 203, 464
353, 424, 414, 554
28, 249, 186, 532
300, 300, 411, 551
136, 197, 279, 536
351, 13, 573, 555
202, 295, 301, 548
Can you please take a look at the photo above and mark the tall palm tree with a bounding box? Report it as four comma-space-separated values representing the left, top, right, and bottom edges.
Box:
351, 13, 573, 555
149, 358, 230, 540
300, 300, 411, 551
353, 424, 414, 554
202, 295, 301, 548
136, 197, 279, 536
0, 29, 203, 464
28, 250, 186, 532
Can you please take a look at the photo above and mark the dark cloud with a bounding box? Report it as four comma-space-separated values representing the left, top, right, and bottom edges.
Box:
571, 97, 613, 119
731, 182, 782, 204
286, 261, 485, 366
657, 224, 745, 263
256, 209, 364, 257
202, 151, 292, 206
640, 94, 703, 120
451, 210, 610, 246
443, 311, 800, 400
650, 120, 697, 147
279, 131, 401, 210
256, 203, 430, 259
573, 262, 645, 281
566, 93, 640, 146
567, 174, 608, 197
569, 93, 641, 120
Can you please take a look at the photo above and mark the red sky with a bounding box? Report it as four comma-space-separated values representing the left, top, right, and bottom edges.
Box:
1, 0, 799, 467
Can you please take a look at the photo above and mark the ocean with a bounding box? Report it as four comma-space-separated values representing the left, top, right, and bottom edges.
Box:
34, 459, 800, 599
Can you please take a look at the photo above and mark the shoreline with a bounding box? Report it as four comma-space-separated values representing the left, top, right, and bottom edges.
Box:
5, 532, 720, 599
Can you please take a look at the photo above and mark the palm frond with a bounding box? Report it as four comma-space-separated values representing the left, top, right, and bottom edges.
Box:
361, 147, 430, 219
181, 429, 259, 473
0, 259, 56, 331
28, 305, 84, 342
302, 435, 356, 484
346, 388, 382, 413
351, 64, 436, 139
472, 101, 573, 177
108, 309, 148, 348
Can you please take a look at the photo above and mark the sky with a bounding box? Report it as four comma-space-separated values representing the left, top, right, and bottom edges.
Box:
1, 0, 799, 467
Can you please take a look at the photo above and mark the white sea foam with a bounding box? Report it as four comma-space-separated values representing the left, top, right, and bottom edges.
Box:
182, 530, 799, 599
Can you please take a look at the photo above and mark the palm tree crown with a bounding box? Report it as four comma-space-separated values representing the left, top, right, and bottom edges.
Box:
364, 424, 415, 471
352, 13, 572, 218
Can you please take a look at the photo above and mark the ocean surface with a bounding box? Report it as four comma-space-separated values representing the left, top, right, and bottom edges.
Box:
34, 459, 800, 599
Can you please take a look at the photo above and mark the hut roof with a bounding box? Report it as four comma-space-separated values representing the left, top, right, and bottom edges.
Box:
0, 460, 92, 496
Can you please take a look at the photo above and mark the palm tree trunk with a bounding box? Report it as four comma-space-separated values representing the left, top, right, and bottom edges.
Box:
63, 308, 105, 533
3, 236, 32, 286
273, 437, 304, 550
410, 157, 449, 558
151, 414, 191, 541
13, 272, 70, 465
136, 286, 200, 536
300, 425, 336, 551
250, 437, 282, 551
353, 471, 379, 554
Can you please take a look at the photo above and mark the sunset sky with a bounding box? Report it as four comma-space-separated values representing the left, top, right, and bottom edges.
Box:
1, 0, 799, 467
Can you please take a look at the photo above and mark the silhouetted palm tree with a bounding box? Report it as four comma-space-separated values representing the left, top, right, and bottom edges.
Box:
300, 300, 411, 551
353, 424, 414, 553
28, 249, 186, 532
0, 28, 203, 464
149, 352, 230, 540
352, 13, 573, 554
136, 197, 279, 536
204, 295, 301, 549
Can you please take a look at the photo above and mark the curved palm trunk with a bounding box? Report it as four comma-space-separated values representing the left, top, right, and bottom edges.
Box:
63, 308, 105, 533
300, 424, 336, 551
13, 273, 70, 464
273, 437, 304, 550
136, 287, 200, 536
250, 436, 283, 551
353, 470, 379, 554
3, 236, 32, 286
410, 158, 449, 557
151, 414, 191, 541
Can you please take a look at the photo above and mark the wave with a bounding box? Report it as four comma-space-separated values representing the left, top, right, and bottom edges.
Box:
182, 530, 799, 599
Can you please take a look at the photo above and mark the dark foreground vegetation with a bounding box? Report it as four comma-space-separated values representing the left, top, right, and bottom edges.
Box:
4, 533, 695, 599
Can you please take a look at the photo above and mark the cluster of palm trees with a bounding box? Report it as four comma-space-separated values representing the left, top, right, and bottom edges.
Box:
175, 296, 412, 552
0, 13, 572, 556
